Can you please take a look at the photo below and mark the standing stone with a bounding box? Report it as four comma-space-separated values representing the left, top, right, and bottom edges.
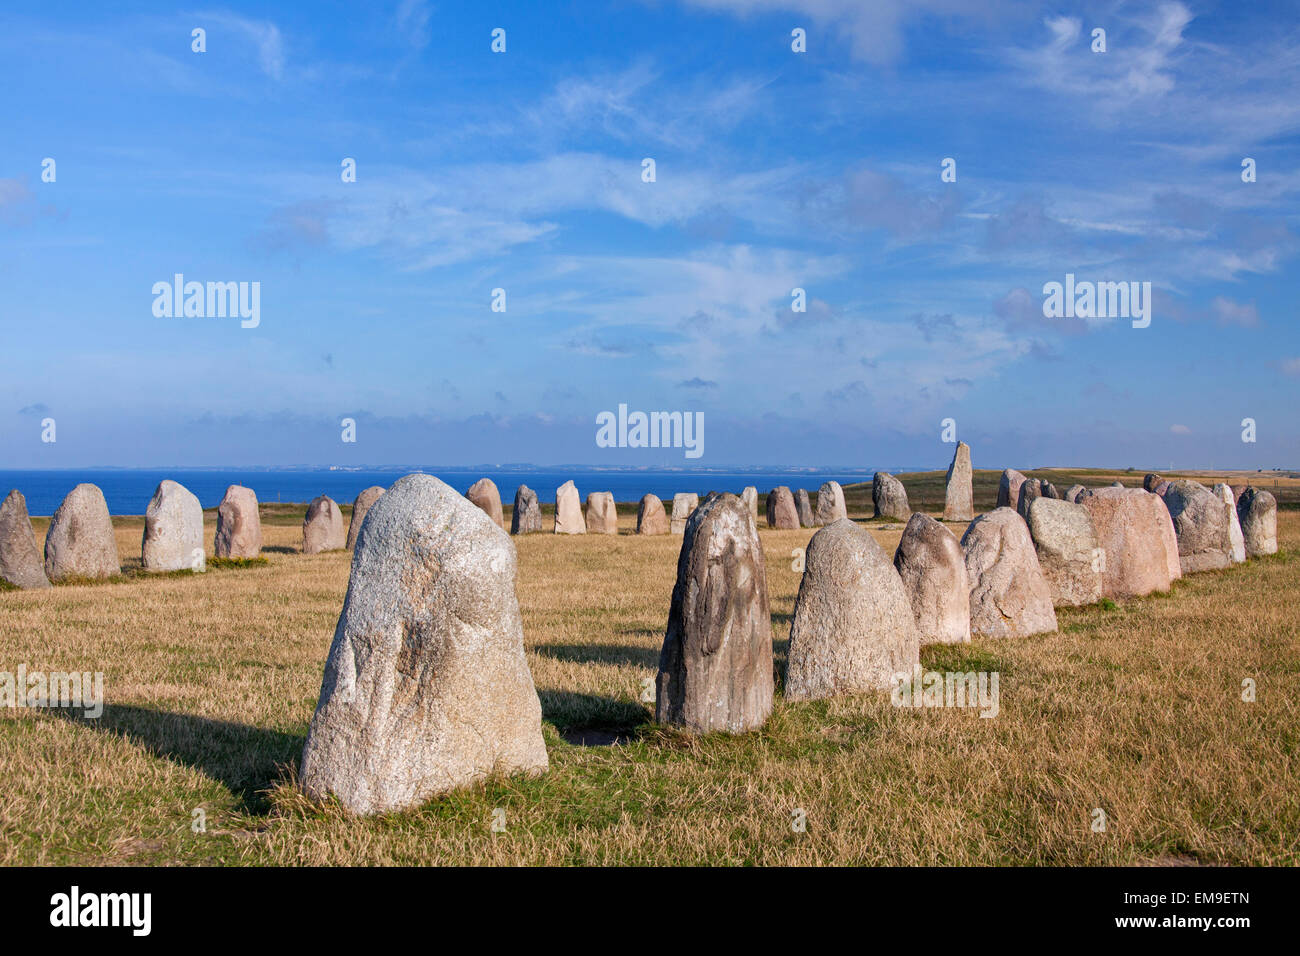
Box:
299, 473, 547, 815
1041, 481, 1062, 500
1016, 478, 1044, 518
142, 479, 205, 572
1237, 487, 1277, 557
303, 496, 346, 554
943, 442, 973, 521
1212, 483, 1246, 564
466, 478, 504, 529
1229, 484, 1247, 506
1143, 473, 1162, 492
1078, 487, 1179, 598
1164, 480, 1234, 573
1152, 480, 1171, 497
585, 492, 618, 535
872, 472, 911, 520
655, 493, 773, 733
893, 513, 969, 645
795, 489, 815, 527
510, 485, 542, 535
741, 486, 758, 524
346, 486, 385, 551
0, 490, 51, 589
765, 487, 799, 530
554, 480, 585, 534
1064, 484, 1086, 504
1025, 497, 1102, 607
961, 508, 1057, 638
215, 485, 262, 559
997, 469, 1027, 509
44, 483, 119, 582
814, 480, 847, 525
636, 494, 669, 535
670, 493, 699, 534
787, 519, 920, 700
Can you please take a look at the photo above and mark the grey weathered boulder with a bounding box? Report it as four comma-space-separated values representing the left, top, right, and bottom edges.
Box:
795, 489, 815, 527
346, 486, 385, 551
943, 442, 973, 521
1025, 497, 1102, 607
766, 487, 799, 530
1237, 487, 1277, 557
1016, 478, 1043, 518
1041, 481, 1061, 500
303, 495, 345, 554
511, 485, 542, 535
655, 493, 773, 733
142, 479, 205, 572
670, 493, 699, 534
1143, 473, 1162, 492
466, 478, 504, 529
1164, 480, 1234, 573
814, 480, 847, 525
44, 483, 119, 582
892, 513, 969, 645
741, 486, 758, 524
997, 469, 1027, 509
787, 519, 920, 700
636, 494, 669, 535
299, 473, 547, 815
1213, 484, 1246, 563
961, 508, 1057, 638
1152, 480, 1171, 497
872, 472, 911, 520
1077, 487, 1179, 598
1064, 484, 1086, 503
0, 490, 50, 589
214, 485, 262, 558
554, 480, 585, 534
585, 492, 618, 534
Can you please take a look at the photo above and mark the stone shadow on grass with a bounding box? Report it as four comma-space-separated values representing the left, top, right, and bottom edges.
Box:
47, 704, 303, 814
532, 643, 660, 668
537, 689, 649, 738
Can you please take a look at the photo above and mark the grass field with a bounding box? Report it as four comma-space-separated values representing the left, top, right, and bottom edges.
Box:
1, 473, 1297, 865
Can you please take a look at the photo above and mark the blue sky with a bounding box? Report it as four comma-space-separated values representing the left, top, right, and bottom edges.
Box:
1, 0, 1297, 469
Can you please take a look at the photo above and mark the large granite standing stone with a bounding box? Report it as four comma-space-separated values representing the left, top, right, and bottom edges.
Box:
142, 479, 205, 572
765, 487, 799, 530
961, 508, 1057, 638
655, 493, 773, 733
214, 485, 262, 558
943, 442, 973, 521
1016, 478, 1044, 519
795, 489, 815, 527
1164, 480, 1234, 573
0, 490, 51, 589
872, 472, 911, 520
813, 480, 847, 525
346, 486, 385, 551
997, 469, 1027, 510
670, 493, 699, 534
1237, 488, 1277, 557
892, 513, 969, 645
44, 484, 119, 582
636, 494, 669, 535
1213, 483, 1246, 564
1078, 487, 1179, 598
303, 495, 346, 554
741, 486, 758, 525
554, 480, 585, 534
586, 492, 618, 535
511, 485, 542, 535
786, 519, 920, 700
299, 473, 547, 815
1025, 497, 1102, 607
466, 478, 504, 529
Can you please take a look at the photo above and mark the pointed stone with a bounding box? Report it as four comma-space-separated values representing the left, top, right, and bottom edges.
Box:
943, 442, 973, 521
554, 480, 585, 534
466, 478, 504, 529
346, 486, 385, 551
961, 508, 1057, 638
214, 485, 262, 559
813, 480, 847, 525
0, 490, 51, 589
794, 489, 815, 527
1237, 487, 1277, 557
510, 485, 542, 535
142, 479, 205, 572
765, 487, 799, 530
303, 495, 345, 554
44, 483, 119, 582
893, 513, 969, 645
636, 494, 669, 535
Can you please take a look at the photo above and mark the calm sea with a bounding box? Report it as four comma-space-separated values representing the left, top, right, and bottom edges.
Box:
0, 468, 890, 516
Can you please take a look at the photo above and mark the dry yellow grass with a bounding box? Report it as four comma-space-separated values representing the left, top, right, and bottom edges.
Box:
1, 498, 1297, 866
